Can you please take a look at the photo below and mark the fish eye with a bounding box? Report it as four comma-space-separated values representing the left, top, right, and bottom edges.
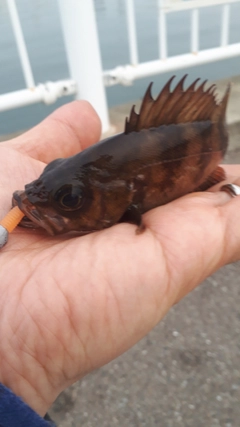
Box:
54, 185, 83, 211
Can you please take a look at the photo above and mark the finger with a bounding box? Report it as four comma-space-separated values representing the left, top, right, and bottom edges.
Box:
139, 186, 239, 305
3, 100, 101, 164
223, 164, 240, 176
205, 165, 240, 197
209, 164, 240, 190
218, 177, 240, 264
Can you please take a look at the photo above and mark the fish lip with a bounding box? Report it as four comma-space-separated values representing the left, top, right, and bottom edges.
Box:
12, 190, 66, 236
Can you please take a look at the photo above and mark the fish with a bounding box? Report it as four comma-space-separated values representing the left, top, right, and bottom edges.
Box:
12, 75, 230, 236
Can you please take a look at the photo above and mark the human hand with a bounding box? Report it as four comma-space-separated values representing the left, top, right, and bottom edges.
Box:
0, 101, 239, 417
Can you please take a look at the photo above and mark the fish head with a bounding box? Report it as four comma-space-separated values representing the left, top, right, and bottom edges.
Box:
12, 156, 133, 235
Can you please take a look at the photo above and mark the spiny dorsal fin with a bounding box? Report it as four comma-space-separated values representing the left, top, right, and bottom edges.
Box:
125, 105, 138, 134
124, 75, 230, 134
212, 83, 230, 122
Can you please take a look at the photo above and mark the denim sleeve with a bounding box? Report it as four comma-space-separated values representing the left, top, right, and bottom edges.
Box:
0, 383, 56, 427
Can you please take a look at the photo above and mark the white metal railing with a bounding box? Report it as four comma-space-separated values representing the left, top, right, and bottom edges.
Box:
125, 0, 139, 65
0, 0, 240, 134
0, 0, 110, 132
0, 1, 78, 117
58, 0, 110, 133
103, 0, 240, 86
7, 0, 34, 87
162, 0, 238, 11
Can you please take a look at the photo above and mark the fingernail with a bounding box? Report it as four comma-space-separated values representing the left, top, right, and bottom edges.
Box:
0, 225, 8, 249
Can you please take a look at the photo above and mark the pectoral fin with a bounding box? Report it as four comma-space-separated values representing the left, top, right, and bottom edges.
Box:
119, 204, 145, 234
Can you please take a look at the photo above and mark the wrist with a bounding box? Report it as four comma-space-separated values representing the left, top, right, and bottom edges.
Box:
0, 383, 55, 426
0, 354, 56, 416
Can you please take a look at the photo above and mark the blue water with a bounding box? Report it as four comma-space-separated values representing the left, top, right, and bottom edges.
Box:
0, 0, 240, 135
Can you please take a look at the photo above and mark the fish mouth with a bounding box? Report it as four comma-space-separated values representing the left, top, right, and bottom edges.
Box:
12, 190, 69, 236
12, 190, 101, 237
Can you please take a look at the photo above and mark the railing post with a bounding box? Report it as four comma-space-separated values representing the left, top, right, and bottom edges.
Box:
125, 0, 139, 65
6, 0, 35, 88
58, 0, 110, 133
221, 3, 230, 46
191, 8, 199, 53
158, 0, 167, 59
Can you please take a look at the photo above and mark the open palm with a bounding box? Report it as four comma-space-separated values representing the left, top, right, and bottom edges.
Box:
0, 101, 239, 417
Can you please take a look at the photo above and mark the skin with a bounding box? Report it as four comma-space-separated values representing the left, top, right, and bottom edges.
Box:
0, 100, 240, 417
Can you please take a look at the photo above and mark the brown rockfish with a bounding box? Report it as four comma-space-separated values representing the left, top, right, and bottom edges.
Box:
13, 75, 230, 236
